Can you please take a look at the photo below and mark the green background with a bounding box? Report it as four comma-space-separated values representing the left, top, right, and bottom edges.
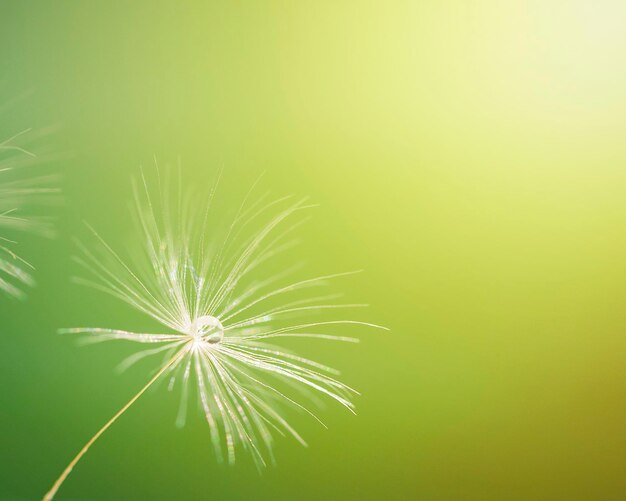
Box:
2, 1, 626, 499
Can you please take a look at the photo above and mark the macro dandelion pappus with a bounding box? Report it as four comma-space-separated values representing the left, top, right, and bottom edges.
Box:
44, 169, 386, 500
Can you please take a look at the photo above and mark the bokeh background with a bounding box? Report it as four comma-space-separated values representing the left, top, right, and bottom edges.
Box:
2, 1, 626, 499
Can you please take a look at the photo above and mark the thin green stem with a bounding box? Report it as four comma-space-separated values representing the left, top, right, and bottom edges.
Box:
43, 350, 184, 500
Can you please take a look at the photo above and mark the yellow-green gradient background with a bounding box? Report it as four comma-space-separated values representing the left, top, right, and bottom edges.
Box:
2, 1, 626, 499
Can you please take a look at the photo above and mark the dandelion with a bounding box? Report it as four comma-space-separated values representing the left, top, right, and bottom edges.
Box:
44, 168, 386, 500
0, 128, 57, 298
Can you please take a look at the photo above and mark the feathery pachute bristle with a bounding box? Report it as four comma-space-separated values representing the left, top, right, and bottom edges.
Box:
0, 128, 57, 299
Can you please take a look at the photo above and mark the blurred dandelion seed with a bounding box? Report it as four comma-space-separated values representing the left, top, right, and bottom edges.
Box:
0, 127, 58, 298
44, 167, 386, 500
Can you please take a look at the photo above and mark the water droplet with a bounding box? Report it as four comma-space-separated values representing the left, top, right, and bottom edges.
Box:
191, 315, 224, 344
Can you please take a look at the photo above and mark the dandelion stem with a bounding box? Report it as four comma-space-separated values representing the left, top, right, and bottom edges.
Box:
43, 350, 185, 501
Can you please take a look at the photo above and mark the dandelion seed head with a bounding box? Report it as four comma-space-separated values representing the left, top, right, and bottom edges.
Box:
67, 166, 387, 468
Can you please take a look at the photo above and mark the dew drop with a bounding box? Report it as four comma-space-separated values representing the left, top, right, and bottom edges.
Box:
191, 315, 224, 344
